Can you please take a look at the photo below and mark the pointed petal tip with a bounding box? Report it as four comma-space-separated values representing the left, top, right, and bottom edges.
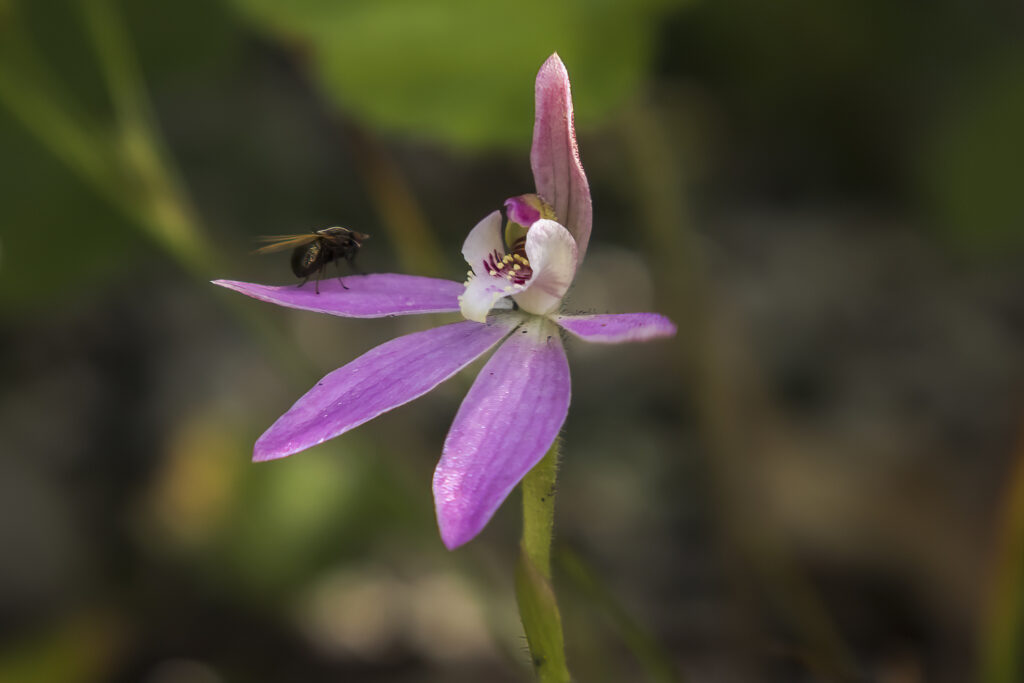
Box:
531, 52, 592, 267
438, 524, 471, 551
212, 279, 254, 297
209, 274, 465, 318
432, 318, 570, 551
434, 496, 491, 550
253, 429, 302, 461
535, 54, 570, 96
252, 447, 287, 463
555, 312, 678, 344
253, 319, 513, 464
540, 52, 566, 74
433, 479, 486, 550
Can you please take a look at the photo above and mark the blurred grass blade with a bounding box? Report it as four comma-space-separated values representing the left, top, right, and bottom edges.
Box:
348, 127, 447, 276
0, 0, 210, 273
78, 0, 210, 273
558, 547, 685, 683
980, 425, 1024, 683
0, 0, 315, 377
621, 98, 856, 682
0, 9, 126, 215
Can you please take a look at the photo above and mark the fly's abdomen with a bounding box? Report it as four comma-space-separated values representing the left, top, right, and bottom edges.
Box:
291, 241, 323, 277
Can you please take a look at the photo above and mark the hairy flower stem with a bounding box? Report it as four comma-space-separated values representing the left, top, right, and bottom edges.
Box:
516, 441, 571, 682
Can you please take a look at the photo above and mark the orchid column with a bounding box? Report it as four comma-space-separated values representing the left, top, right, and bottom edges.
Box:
214, 53, 675, 681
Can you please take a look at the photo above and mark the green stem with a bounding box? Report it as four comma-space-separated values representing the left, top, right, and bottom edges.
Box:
522, 440, 560, 577
515, 441, 571, 682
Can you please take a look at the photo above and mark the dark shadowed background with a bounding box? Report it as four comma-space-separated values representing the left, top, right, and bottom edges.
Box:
1, 1, 1022, 681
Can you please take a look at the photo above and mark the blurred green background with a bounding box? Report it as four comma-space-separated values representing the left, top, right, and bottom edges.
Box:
1, 0, 1023, 681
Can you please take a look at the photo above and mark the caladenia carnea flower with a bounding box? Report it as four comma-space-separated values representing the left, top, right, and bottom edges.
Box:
213, 53, 676, 550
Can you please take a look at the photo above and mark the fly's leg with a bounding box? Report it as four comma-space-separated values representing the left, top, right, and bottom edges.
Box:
347, 250, 364, 276
334, 258, 348, 290
338, 252, 359, 289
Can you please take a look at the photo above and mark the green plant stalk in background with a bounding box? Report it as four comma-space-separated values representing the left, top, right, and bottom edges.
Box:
78, 0, 210, 275
980, 430, 1024, 683
557, 548, 684, 683
620, 99, 855, 682
516, 441, 571, 682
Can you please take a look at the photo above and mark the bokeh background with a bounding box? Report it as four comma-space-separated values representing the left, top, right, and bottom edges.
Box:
1, 1, 1023, 681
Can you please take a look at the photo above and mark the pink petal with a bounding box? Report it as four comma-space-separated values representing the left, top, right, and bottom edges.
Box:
555, 313, 678, 344
531, 53, 592, 266
254, 319, 514, 461
433, 317, 570, 549
512, 219, 577, 317
213, 274, 463, 318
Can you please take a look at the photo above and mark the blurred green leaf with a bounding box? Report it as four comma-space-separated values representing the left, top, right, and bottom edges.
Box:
0, 108, 141, 310
0, 611, 120, 683
214, 449, 365, 595
227, 0, 689, 148
0, 2, 138, 308
122, 0, 243, 84
203, 437, 431, 600
919, 56, 1024, 251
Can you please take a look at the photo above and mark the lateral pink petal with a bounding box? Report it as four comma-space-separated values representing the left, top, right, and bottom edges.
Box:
530, 53, 592, 266
433, 317, 570, 549
555, 313, 678, 344
254, 319, 513, 461
213, 274, 463, 318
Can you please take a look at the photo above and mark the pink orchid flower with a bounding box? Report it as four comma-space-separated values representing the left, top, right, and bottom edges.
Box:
214, 54, 676, 549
